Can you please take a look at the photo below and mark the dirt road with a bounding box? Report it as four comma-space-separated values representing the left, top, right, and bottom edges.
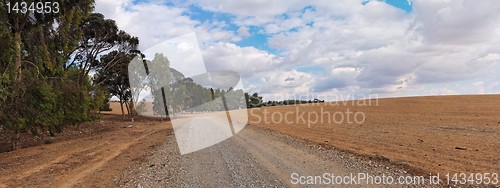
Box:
0, 117, 424, 187
117, 126, 427, 187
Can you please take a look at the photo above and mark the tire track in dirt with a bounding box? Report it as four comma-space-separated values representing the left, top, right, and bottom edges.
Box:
56, 130, 156, 187
12, 144, 104, 182
0, 117, 168, 188
0, 141, 108, 187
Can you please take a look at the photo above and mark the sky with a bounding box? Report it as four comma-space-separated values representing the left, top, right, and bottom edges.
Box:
95, 0, 500, 100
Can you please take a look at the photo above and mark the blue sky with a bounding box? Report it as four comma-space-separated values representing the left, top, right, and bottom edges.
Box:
381, 0, 412, 12
96, 0, 500, 100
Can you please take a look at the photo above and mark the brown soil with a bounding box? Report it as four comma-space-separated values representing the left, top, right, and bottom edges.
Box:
0, 117, 110, 153
0, 115, 172, 188
249, 95, 500, 176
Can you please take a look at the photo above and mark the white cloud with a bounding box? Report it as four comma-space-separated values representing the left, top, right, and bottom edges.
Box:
94, 0, 237, 49
202, 43, 282, 78
254, 69, 314, 100
314, 67, 362, 92
412, 0, 500, 45
428, 88, 459, 96
237, 26, 251, 37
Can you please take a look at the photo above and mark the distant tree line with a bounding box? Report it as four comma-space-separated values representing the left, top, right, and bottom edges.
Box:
129, 55, 248, 116
244, 93, 325, 108
0, 0, 139, 150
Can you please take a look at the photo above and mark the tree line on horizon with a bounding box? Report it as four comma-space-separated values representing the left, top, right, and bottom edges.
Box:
245, 92, 325, 108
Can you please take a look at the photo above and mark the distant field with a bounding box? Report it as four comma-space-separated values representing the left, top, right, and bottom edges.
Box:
104, 101, 145, 115
249, 95, 500, 175
104, 101, 166, 117
101, 101, 120, 115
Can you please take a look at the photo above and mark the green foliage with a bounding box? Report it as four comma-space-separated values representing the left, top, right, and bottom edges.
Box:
243, 92, 325, 108
261, 99, 325, 107
55, 80, 92, 124
71, 13, 138, 86
0, 73, 10, 103
96, 51, 135, 116
248, 93, 263, 108
0, 72, 98, 136
91, 85, 112, 112
27, 80, 59, 130
98, 93, 112, 112
0, 0, 140, 150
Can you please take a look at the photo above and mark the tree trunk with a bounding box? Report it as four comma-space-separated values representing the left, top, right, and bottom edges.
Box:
128, 101, 135, 122
119, 100, 125, 119
11, 131, 20, 151
11, 30, 23, 151
38, 26, 53, 72
124, 101, 130, 115
14, 31, 22, 82
128, 101, 135, 116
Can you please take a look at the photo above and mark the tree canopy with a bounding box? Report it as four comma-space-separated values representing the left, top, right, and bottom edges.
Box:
0, 0, 138, 150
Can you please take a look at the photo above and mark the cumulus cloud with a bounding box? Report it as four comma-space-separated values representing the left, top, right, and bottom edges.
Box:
412, 0, 500, 45
314, 67, 362, 92
237, 26, 251, 37
202, 42, 282, 78
254, 69, 314, 100
95, 0, 237, 49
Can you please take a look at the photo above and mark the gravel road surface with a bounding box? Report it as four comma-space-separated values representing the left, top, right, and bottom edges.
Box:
118, 125, 430, 187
